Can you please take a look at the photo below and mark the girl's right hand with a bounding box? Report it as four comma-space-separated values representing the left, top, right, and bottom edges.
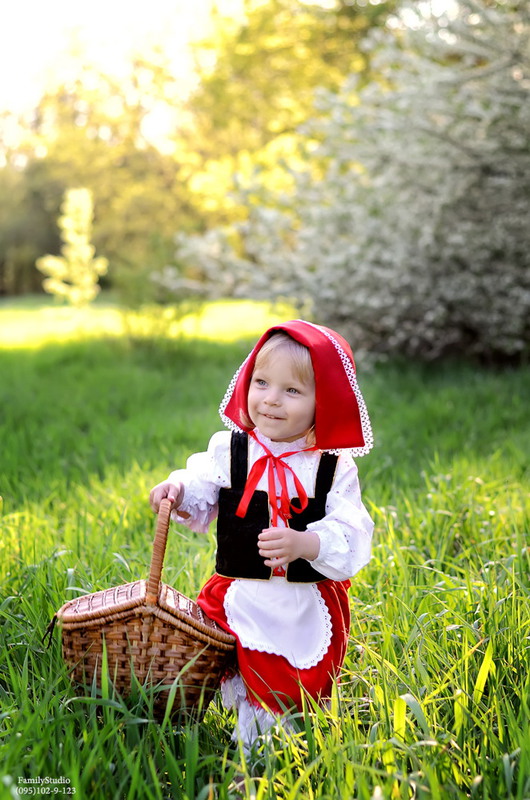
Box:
149, 481, 184, 514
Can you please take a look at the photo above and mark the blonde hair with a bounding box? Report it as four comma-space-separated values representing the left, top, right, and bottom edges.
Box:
254, 333, 314, 385
243, 333, 316, 444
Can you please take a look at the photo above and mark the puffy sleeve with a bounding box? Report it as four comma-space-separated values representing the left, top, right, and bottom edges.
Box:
306, 451, 374, 581
167, 430, 231, 533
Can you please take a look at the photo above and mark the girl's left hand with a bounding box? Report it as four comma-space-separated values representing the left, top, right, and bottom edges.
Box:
258, 527, 320, 567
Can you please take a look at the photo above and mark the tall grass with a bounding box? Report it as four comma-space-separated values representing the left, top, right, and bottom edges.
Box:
1, 298, 529, 799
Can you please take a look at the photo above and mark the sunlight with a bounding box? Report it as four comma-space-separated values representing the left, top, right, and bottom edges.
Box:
177, 300, 296, 341
392, 0, 459, 29
0, 299, 295, 348
0, 0, 244, 115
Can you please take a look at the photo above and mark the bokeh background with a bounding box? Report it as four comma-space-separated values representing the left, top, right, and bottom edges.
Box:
1, 0, 528, 362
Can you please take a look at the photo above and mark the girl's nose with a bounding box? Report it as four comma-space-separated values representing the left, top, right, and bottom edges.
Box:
264, 388, 280, 405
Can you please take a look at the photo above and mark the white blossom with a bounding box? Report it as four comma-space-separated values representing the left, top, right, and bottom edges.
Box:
161, 0, 530, 361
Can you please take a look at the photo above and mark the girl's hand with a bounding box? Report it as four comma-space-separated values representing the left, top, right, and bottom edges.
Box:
149, 481, 185, 514
257, 527, 320, 568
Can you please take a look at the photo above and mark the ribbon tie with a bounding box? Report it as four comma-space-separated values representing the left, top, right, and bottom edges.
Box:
236, 430, 316, 526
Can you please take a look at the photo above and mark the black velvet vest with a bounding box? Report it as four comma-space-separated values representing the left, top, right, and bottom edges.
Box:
215, 432, 338, 582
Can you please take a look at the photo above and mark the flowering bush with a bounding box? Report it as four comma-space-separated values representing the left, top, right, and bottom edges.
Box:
167, 0, 530, 361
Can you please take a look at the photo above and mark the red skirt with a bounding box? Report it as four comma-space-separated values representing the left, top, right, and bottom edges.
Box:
197, 574, 351, 714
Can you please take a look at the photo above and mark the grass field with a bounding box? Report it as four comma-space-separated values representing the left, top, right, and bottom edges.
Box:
1, 297, 529, 799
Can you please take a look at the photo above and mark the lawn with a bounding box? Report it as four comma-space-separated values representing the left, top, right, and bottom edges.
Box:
1, 297, 529, 799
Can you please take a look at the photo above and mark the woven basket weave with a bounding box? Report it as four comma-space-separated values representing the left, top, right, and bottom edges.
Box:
55, 498, 235, 718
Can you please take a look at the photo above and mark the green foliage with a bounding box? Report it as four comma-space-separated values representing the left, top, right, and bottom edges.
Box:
0, 2, 399, 299
31, 61, 195, 271
189, 0, 398, 144
176, 0, 399, 220
0, 161, 60, 295
173, 0, 530, 363
1, 299, 529, 798
1, 58, 199, 299
36, 188, 108, 307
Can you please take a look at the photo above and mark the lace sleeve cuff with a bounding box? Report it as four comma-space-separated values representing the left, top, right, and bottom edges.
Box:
167, 430, 231, 533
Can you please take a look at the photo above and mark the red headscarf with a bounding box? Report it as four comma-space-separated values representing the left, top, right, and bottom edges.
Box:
219, 320, 373, 455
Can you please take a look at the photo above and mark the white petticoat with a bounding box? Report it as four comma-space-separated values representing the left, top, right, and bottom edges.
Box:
224, 576, 332, 669
221, 675, 295, 753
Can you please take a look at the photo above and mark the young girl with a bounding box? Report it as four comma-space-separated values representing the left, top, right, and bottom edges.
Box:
149, 319, 374, 750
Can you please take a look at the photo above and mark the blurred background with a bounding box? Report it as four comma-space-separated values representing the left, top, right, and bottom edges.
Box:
1, 8, 529, 794
1, 0, 528, 363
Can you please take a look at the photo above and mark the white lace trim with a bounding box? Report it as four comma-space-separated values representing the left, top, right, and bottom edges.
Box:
302, 320, 374, 457
218, 351, 251, 432
315, 584, 333, 660
221, 675, 294, 752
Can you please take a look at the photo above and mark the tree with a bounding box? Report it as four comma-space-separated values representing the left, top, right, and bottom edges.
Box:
169, 0, 530, 363
0, 5, 400, 299
36, 188, 108, 306
0, 159, 60, 295
175, 0, 399, 222
1, 55, 199, 299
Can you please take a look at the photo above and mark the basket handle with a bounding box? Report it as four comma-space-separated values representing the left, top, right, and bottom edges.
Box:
146, 497, 172, 603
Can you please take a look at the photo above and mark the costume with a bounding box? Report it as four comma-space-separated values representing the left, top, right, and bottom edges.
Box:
167, 320, 374, 747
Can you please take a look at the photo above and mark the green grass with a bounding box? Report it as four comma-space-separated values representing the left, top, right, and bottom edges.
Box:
1, 298, 529, 799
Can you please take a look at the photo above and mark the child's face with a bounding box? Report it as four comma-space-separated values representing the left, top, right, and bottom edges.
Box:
247, 350, 316, 442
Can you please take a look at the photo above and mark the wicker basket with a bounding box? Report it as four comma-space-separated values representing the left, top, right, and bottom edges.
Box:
54, 498, 236, 718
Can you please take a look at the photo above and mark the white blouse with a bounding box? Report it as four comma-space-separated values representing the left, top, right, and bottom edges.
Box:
168, 429, 374, 668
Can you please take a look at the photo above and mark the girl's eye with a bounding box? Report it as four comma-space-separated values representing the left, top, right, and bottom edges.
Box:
287, 387, 299, 394
255, 378, 267, 387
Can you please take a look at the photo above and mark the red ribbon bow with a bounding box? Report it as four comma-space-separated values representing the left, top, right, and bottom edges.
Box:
235, 430, 316, 526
